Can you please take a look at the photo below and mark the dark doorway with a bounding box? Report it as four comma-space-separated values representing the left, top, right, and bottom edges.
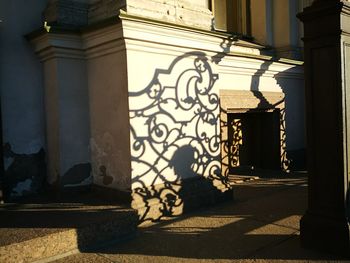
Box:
228, 110, 281, 174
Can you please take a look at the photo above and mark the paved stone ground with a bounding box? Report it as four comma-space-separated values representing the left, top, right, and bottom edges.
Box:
53, 175, 350, 263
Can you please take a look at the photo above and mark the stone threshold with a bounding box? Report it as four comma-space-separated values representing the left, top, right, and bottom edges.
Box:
228, 174, 260, 184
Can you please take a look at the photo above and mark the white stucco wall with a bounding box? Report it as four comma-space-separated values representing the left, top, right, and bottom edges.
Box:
0, 1, 306, 197
0, 0, 48, 157
122, 18, 305, 189
83, 25, 132, 191
128, 49, 221, 189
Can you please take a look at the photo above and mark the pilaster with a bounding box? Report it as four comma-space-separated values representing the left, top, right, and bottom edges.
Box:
298, 0, 350, 256
272, 0, 302, 59
28, 31, 91, 190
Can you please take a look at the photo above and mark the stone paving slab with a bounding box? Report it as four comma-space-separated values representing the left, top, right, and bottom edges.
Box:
98, 215, 297, 261
52, 174, 349, 262
53, 253, 113, 263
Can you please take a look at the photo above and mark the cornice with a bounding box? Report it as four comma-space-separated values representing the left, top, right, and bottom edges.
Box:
119, 13, 304, 68
26, 12, 304, 69
217, 58, 304, 80
119, 12, 260, 49
28, 31, 85, 61
27, 22, 125, 61
82, 22, 126, 58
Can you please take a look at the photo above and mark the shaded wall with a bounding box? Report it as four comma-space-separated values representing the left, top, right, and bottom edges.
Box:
0, 0, 48, 198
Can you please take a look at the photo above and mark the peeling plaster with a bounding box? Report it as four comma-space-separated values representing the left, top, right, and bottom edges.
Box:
4, 157, 14, 171
11, 179, 32, 197
99, 165, 113, 185
90, 135, 129, 189
61, 163, 92, 187
3, 143, 46, 199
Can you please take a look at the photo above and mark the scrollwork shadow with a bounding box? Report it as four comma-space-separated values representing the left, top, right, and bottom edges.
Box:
129, 52, 231, 223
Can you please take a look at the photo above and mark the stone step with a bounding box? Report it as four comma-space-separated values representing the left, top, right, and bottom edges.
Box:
0, 202, 138, 263
228, 174, 260, 184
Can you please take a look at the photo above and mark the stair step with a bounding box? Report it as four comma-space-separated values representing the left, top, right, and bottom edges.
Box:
0, 203, 138, 263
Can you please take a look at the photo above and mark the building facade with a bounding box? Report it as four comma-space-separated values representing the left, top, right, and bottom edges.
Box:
0, 0, 311, 222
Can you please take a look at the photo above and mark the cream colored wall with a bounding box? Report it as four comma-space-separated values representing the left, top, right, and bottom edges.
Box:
250, 0, 268, 45
298, 0, 314, 46
127, 49, 221, 189
125, 0, 213, 30
29, 1, 306, 194
43, 59, 60, 185
122, 17, 304, 189
57, 57, 90, 178
250, 0, 312, 58
273, 0, 290, 48
30, 32, 91, 187
128, 0, 212, 29
85, 27, 132, 191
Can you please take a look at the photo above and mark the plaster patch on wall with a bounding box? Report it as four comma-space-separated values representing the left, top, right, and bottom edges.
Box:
99, 165, 114, 185
4, 157, 14, 171
90, 135, 130, 189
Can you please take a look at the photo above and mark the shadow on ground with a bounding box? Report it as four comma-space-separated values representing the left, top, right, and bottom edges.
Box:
90, 174, 348, 262
0, 189, 137, 251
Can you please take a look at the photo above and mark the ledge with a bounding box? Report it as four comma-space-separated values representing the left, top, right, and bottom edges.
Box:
119, 12, 264, 50
25, 12, 304, 66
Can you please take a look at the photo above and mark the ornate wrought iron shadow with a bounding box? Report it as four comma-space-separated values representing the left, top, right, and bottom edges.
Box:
129, 52, 229, 222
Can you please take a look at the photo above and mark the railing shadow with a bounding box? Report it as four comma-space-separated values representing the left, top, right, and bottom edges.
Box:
0, 32, 307, 259
129, 51, 232, 224
221, 57, 305, 175
97, 175, 346, 261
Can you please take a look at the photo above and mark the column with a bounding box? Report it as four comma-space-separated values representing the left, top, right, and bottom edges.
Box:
298, 0, 350, 256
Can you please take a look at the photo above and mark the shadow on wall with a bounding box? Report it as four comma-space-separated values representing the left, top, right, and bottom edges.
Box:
250, 61, 290, 172
276, 72, 306, 171
221, 59, 305, 176
129, 52, 232, 223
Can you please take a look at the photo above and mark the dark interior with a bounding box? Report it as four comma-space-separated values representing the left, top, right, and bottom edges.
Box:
228, 110, 281, 173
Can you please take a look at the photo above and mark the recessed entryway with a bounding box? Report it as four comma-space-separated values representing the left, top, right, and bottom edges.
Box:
228, 110, 281, 174
220, 90, 289, 177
